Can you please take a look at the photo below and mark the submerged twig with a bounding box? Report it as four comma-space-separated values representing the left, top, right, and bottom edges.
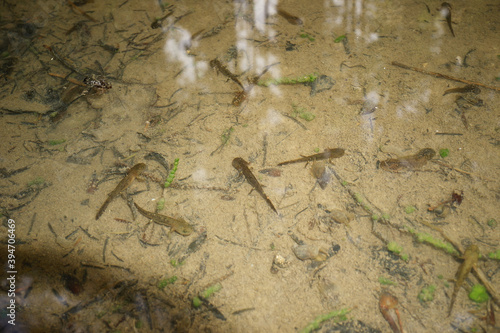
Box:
67, 0, 97, 22
431, 160, 492, 181
210, 127, 234, 156
48, 72, 86, 86
391, 61, 500, 92
43, 45, 83, 75
328, 165, 394, 243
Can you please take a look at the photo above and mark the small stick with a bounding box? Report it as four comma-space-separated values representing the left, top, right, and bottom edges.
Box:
233, 308, 255, 315
262, 133, 268, 167
27, 213, 36, 235
427, 199, 451, 211
65, 228, 79, 239
169, 183, 231, 192
80, 261, 132, 273
391, 61, 500, 92
111, 251, 124, 262
48, 72, 86, 86
434, 132, 463, 136
431, 160, 493, 181
283, 114, 307, 130
79, 226, 99, 241
215, 235, 264, 251
103, 236, 109, 263
43, 45, 82, 75
67, 0, 97, 22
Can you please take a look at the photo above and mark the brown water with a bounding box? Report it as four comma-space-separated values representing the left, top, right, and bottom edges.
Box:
0, 0, 499, 332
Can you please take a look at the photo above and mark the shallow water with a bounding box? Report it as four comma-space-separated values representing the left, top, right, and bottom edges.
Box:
0, 0, 499, 332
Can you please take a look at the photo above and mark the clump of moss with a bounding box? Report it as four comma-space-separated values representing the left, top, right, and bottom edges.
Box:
292, 104, 315, 121
354, 193, 364, 204
192, 283, 222, 308
48, 139, 66, 146
299, 32, 315, 42
28, 177, 45, 186
387, 242, 403, 254
334, 35, 346, 43
378, 277, 396, 285
156, 197, 165, 211
405, 206, 416, 214
406, 228, 459, 256
418, 285, 436, 302
387, 241, 409, 261
439, 148, 449, 158
192, 296, 202, 308
299, 308, 350, 333
487, 219, 497, 228
469, 284, 489, 303
488, 250, 500, 260
157, 276, 177, 289
298, 112, 315, 121
164, 158, 179, 188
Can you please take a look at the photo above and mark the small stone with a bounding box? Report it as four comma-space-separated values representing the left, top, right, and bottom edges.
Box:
292, 244, 327, 261
271, 254, 289, 274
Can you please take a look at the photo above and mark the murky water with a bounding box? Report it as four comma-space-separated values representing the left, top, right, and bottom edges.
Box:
1, 0, 499, 332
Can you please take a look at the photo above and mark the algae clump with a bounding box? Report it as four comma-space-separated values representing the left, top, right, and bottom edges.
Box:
406, 228, 459, 256
28, 177, 45, 186
418, 285, 436, 302
469, 284, 489, 303
387, 241, 409, 261
193, 283, 223, 308
158, 276, 177, 289
299, 308, 350, 333
439, 148, 449, 158
488, 250, 500, 260
378, 277, 396, 285
405, 206, 416, 214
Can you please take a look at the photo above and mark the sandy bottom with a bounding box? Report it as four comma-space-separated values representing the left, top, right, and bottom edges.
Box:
0, 0, 499, 332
